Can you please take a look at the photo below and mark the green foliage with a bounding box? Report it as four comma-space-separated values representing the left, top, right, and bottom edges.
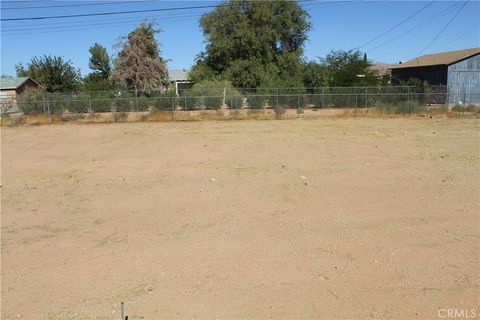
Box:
302, 60, 329, 89
83, 77, 115, 91
90, 99, 111, 113
274, 105, 286, 119
245, 95, 267, 109
193, 0, 310, 88
451, 104, 480, 113
17, 89, 65, 115
113, 97, 132, 112
88, 43, 111, 79
15, 55, 82, 93
112, 20, 169, 91
181, 81, 242, 110
84, 43, 114, 91
66, 93, 90, 113
322, 50, 379, 87
376, 101, 426, 114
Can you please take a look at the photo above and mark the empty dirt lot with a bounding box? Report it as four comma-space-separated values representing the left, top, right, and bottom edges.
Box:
1, 118, 479, 319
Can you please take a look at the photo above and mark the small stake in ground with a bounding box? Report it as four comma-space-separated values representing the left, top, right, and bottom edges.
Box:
120, 301, 128, 320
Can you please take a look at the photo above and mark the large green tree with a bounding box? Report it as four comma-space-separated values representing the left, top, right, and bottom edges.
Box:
84, 43, 114, 90
88, 43, 111, 79
191, 0, 311, 88
321, 50, 379, 87
112, 20, 169, 91
15, 55, 82, 92
301, 59, 329, 89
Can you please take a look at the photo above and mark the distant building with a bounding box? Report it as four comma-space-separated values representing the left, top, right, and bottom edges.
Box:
389, 48, 480, 104
0, 77, 40, 113
168, 69, 193, 95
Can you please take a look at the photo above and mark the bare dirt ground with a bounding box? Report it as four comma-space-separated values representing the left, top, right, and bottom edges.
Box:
1, 118, 479, 319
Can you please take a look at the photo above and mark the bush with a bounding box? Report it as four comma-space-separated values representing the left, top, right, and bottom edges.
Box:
113, 98, 132, 112
245, 95, 267, 109
376, 101, 425, 114
274, 105, 286, 119
451, 104, 480, 113
90, 99, 111, 113
66, 94, 90, 114
17, 89, 64, 115
181, 80, 243, 110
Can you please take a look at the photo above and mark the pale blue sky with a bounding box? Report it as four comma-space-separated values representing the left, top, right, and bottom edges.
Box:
1, 0, 479, 77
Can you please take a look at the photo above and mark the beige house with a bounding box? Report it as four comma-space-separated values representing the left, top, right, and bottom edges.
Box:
0, 77, 40, 113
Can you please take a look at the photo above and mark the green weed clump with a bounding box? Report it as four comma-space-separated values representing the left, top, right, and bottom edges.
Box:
376, 101, 425, 114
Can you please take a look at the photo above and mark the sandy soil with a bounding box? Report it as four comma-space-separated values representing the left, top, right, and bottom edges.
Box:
1, 118, 479, 319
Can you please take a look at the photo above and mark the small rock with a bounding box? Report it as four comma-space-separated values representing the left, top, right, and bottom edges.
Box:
334, 266, 338, 270
209, 178, 216, 182
300, 176, 307, 180
432, 131, 436, 134
281, 164, 286, 168
366, 162, 371, 166
200, 188, 204, 192
304, 182, 308, 186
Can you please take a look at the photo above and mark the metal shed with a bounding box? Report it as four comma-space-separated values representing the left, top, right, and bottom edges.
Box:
390, 48, 480, 104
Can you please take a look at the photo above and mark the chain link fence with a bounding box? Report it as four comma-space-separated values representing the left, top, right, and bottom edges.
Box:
2, 85, 479, 118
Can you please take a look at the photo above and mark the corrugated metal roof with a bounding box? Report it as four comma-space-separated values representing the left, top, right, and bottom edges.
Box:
168, 69, 190, 82
0, 77, 37, 89
390, 48, 480, 69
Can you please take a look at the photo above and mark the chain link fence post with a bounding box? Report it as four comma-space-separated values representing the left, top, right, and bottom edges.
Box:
134, 86, 139, 112
171, 96, 175, 122
355, 94, 358, 117
276, 88, 279, 108
365, 87, 368, 111
88, 92, 92, 114
47, 101, 51, 124
322, 88, 325, 108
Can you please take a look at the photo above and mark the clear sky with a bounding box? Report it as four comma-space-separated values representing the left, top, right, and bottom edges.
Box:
1, 0, 479, 77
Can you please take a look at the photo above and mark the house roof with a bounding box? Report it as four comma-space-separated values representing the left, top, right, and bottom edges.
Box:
0, 77, 40, 90
390, 47, 480, 69
168, 69, 190, 82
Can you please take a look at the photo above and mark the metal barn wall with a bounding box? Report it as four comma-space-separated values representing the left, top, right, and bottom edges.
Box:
447, 54, 480, 104
391, 65, 447, 85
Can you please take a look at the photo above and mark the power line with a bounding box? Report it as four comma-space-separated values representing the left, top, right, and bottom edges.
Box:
365, 1, 462, 53
417, 0, 469, 56
1, 0, 361, 33
2, 0, 160, 10
356, 0, 436, 49
1, 12, 204, 33
1, 16, 204, 36
432, 22, 479, 52
0, 0, 358, 22
0, 3, 225, 21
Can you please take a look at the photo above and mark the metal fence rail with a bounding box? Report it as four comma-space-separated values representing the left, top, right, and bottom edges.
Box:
2, 86, 479, 117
